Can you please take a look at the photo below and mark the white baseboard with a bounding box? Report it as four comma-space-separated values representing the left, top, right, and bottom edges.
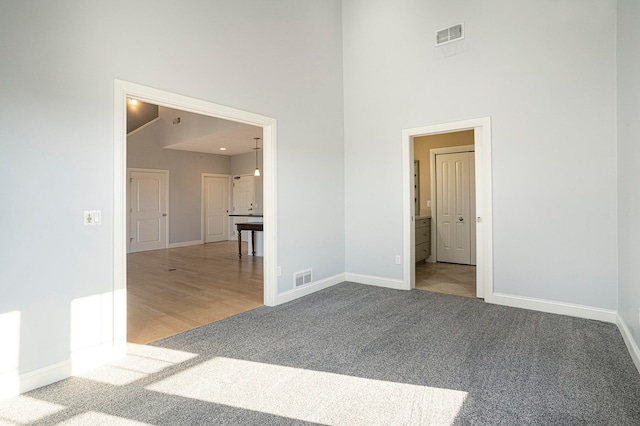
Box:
276, 273, 345, 305
617, 314, 640, 375
344, 273, 408, 290
0, 344, 121, 401
0, 361, 70, 401
487, 292, 618, 323
169, 240, 203, 249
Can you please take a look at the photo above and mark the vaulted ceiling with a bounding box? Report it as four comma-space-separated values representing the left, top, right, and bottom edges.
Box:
127, 100, 262, 156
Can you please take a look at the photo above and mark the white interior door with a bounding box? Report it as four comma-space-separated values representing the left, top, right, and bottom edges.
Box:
232, 176, 255, 214
130, 170, 168, 253
232, 176, 255, 241
204, 176, 229, 243
436, 152, 473, 264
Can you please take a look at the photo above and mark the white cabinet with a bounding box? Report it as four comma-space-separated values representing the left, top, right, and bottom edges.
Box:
415, 217, 431, 263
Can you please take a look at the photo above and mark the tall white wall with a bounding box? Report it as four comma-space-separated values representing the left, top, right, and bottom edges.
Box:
342, 0, 618, 309
617, 0, 640, 350
0, 0, 344, 394
128, 121, 231, 244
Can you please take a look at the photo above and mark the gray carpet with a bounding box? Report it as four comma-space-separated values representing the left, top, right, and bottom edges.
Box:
2, 282, 640, 425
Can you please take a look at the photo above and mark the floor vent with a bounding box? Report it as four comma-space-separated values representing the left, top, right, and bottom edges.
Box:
294, 269, 313, 287
435, 23, 464, 46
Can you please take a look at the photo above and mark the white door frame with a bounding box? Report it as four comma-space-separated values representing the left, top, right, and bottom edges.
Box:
402, 117, 493, 299
201, 173, 232, 242
127, 168, 170, 253
114, 79, 278, 356
429, 145, 475, 265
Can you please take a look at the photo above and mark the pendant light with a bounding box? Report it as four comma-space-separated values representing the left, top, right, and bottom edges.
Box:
253, 137, 261, 177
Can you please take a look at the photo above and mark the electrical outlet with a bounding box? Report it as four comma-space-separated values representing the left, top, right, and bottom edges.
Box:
395, 255, 401, 265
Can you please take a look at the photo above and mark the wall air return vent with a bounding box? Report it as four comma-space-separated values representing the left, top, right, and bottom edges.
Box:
294, 269, 313, 287
435, 23, 464, 46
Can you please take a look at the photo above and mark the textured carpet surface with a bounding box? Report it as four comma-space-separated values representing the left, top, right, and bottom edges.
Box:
3, 283, 640, 425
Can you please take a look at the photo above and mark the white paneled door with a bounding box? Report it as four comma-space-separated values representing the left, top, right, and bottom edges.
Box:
204, 176, 229, 243
436, 152, 475, 264
129, 170, 168, 253
232, 175, 255, 242
232, 176, 255, 215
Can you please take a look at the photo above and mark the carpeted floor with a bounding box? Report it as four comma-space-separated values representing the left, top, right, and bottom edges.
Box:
2, 283, 640, 425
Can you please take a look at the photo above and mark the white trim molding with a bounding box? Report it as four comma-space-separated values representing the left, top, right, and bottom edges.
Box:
169, 240, 204, 249
617, 314, 640, 374
345, 273, 406, 290
114, 80, 279, 360
402, 117, 493, 298
276, 274, 346, 305
0, 343, 121, 401
489, 292, 618, 323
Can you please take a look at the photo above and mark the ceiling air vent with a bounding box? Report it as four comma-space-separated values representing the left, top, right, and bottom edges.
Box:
435, 23, 464, 46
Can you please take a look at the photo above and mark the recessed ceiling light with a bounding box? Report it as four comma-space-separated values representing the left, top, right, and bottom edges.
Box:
128, 98, 138, 105
219, 147, 227, 151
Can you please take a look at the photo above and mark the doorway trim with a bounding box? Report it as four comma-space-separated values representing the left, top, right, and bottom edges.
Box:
114, 79, 278, 356
201, 173, 232, 243
402, 117, 493, 299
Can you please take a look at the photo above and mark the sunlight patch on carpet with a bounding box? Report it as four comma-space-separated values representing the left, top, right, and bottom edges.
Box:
146, 357, 467, 425
58, 411, 153, 425
0, 395, 65, 425
75, 344, 197, 386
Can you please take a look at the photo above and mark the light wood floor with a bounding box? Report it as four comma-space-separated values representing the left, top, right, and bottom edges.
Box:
415, 262, 477, 298
127, 241, 263, 344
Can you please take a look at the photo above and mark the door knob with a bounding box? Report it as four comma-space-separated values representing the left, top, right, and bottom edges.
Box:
162, 213, 167, 217
459, 217, 464, 222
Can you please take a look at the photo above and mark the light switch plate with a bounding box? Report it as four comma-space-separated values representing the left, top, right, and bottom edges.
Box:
84, 210, 101, 226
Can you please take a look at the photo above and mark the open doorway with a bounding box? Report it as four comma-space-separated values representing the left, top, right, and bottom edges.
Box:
401, 117, 493, 300
413, 131, 476, 298
113, 80, 278, 353
125, 101, 265, 343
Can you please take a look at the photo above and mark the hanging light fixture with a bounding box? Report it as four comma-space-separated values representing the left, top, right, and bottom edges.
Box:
253, 137, 261, 177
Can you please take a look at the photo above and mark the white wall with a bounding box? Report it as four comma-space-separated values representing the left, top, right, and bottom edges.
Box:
617, 0, 640, 350
128, 120, 231, 244
0, 0, 344, 395
342, 0, 618, 309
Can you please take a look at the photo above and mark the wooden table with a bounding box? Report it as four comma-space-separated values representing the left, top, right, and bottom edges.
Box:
236, 222, 263, 258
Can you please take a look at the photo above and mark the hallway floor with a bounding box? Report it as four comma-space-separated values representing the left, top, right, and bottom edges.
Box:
415, 262, 477, 298
127, 241, 263, 344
